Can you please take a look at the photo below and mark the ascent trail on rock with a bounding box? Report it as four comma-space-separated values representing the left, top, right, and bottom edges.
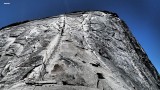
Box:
0, 11, 159, 90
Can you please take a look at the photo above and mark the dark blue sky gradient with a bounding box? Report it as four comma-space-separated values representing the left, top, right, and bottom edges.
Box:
0, 0, 160, 73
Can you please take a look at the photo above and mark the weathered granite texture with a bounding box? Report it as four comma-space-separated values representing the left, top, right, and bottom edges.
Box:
0, 11, 159, 90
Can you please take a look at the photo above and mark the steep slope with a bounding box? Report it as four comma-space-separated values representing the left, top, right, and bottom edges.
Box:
0, 11, 159, 90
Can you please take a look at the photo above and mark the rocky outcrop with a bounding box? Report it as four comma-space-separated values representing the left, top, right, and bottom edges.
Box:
0, 11, 159, 90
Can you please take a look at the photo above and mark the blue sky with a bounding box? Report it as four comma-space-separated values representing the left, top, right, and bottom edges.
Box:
0, 0, 159, 73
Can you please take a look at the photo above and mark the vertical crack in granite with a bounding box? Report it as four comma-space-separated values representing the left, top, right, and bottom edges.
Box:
0, 11, 159, 90
25, 15, 66, 82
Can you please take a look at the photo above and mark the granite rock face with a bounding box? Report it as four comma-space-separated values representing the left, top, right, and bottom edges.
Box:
0, 11, 159, 90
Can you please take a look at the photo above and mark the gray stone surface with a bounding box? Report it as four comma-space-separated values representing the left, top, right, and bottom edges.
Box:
0, 11, 159, 90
